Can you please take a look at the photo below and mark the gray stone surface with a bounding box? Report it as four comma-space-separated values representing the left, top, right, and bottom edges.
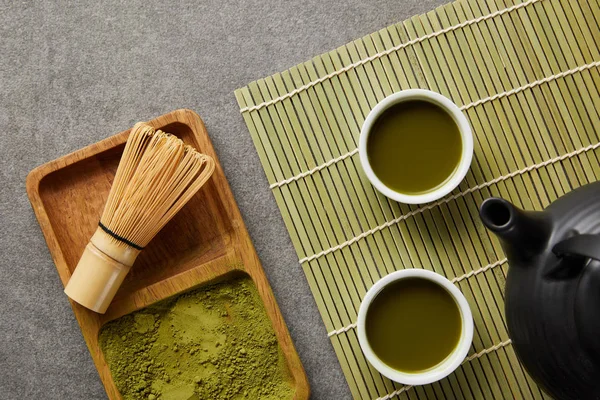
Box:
0, 0, 445, 398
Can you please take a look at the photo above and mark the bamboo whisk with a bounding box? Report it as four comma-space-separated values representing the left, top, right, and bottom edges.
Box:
64, 122, 215, 313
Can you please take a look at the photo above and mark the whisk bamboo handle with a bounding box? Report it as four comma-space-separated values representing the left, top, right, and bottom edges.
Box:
64, 228, 141, 313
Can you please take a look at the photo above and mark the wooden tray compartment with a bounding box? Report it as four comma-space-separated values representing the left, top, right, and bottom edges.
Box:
26, 109, 309, 399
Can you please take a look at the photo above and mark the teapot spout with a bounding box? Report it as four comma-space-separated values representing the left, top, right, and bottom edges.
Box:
480, 198, 551, 263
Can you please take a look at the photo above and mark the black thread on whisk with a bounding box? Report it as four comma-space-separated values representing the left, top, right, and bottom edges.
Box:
98, 222, 144, 250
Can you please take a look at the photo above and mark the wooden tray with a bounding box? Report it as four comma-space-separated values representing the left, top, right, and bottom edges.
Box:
26, 109, 309, 399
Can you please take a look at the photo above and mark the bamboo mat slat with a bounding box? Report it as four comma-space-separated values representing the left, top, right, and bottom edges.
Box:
235, 0, 600, 398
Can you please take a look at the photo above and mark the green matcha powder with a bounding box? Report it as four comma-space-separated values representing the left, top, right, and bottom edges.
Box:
99, 277, 294, 400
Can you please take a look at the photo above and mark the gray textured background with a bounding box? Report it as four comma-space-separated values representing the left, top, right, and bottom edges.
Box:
0, 0, 445, 398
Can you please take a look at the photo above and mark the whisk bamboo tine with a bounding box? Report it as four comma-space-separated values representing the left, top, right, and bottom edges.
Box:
103, 123, 153, 227
64, 122, 215, 313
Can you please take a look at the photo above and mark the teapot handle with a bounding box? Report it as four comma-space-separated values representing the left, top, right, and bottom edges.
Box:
553, 233, 600, 261
553, 233, 600, 365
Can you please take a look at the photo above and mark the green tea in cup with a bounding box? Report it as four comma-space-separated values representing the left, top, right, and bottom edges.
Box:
359, 89, 473, 204
366, 100, 462, 194
357, 269, 473, 385
365, 277, 462, 372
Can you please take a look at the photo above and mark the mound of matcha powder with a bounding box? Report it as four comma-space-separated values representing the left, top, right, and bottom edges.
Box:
99, 277, 294, 400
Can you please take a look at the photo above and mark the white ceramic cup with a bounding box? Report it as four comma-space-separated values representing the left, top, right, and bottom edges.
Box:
357, 269, 474, 386
359, 89, 473, 204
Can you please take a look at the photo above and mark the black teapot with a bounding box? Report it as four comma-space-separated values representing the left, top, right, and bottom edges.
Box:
479, 182, 600, 399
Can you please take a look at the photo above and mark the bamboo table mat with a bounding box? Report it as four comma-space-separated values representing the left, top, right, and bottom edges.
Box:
235, 0, 600, 398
